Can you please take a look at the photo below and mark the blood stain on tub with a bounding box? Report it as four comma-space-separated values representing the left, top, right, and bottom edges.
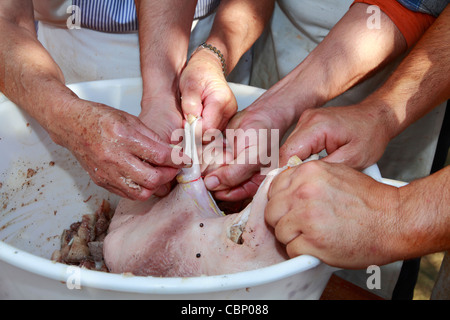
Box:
26, 168, 37, 179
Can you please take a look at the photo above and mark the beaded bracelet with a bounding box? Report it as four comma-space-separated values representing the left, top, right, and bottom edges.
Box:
192, 42, 227, 76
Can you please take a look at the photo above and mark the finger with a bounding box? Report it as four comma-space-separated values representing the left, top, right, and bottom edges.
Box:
129, 132, 191, 169
109, 154, 178, 201
92, 165, 154, 201
115, 177, 154, 201
201, 133, 234, 174
321, 144, 367, 170
285, 235, 312, 259
124, 157, 179, 192
214, 174, 265, 202
279, 128, 325, 166
153, 182, 172, 197
273, 210, 303, 246
204, 161, 260, 192
264, 193, 293, 229
204, 143, 262, 191
101, 182, 136, 200
84, 165, 149, 201
267, 168, 295, 199
284, 227, 327, 261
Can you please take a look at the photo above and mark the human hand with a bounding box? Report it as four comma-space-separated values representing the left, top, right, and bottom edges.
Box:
265, 160, 403, 269
139, 93, 191, 196
139, 94, 185, 146
179, 48, 238, 134
280, 104, 392, 170
48, 98, 189, 201
203, 106, 282, 202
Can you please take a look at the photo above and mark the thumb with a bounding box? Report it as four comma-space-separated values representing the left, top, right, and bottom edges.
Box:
279, 129, 323, 166
180, 85, 204, 120
321, 143, 368, 170
321, 147, 350, 165
204, 160, 260, 192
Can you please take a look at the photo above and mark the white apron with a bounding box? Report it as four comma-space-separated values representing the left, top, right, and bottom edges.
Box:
36, 8, 252, 85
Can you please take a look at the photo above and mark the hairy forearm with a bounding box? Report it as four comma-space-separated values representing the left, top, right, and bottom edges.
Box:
366, 6, 450, 140
206, 0, 275, 75
135, 0, 197, 102
379, 7, 450, 256
250, 3, 407, 133
0, 1, 76, 131
395, 166, 450, 260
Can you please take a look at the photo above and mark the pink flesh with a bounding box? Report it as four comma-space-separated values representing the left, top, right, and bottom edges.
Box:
103, 119, 289, 277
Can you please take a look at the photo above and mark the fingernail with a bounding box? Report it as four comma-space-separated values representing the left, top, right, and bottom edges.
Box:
186, 114, 197, 125
204, 176, 220, 190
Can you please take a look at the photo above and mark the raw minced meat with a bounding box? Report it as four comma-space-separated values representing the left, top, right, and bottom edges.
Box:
51, 200, 114, 272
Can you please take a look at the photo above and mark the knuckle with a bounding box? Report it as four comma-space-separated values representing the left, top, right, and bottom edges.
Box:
286, 242, 302, 258
140, 178, 157, 191
299, 108, 316, 121
181, 76, 200, 91
296, 207, 315, 224
142, 170, 168, 190
110, 122, 127, 138
96, 151, 114, 165
106, 115, 132, 139
264, 200, 280, 227
299, 108, 327, 125
154, 148, 172, 165
182, 98, 200, 113
299, 159, 324, 175
346, 152, 367, 170
143, 144, 173, 166
133, 189, 152, 201
92, 175, 110, 190
270, 171, 293, 195
294, 181, 322, 200
212, 90, 237, 112
274, 214, 297, 245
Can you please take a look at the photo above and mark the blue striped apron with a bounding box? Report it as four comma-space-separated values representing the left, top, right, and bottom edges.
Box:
71, 0, 220, 33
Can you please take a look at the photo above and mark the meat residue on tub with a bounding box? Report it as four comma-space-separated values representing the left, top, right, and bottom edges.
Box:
50, 198, 239, 273
51, 200, 114, 272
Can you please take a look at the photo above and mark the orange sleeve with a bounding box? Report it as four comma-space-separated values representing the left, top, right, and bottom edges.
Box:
352, 0, 436, 48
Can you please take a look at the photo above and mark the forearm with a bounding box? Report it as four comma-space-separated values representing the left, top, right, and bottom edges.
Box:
366, 6, 450, 140
205, 0, 275, 75
395, 166, 450, 260
135, 0, 197, 104
0, 1, 77, 132
249, 3, 407, 133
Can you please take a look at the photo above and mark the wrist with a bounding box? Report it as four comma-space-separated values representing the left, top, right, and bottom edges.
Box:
243, 98, 294, 137
391, 183, 430, 261
362, 94, 402, 142
395, 170, 450, 259
191, 42, 227, 76
140, 93, 179, 115
41, 91, 86, 147
140, 49, 187, 103
141, 67, 181, 105
33, 80, 80, 133
248, 70, 326, 134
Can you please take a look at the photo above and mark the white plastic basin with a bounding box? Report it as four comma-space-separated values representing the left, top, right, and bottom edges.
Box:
0, 78, 380, 300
